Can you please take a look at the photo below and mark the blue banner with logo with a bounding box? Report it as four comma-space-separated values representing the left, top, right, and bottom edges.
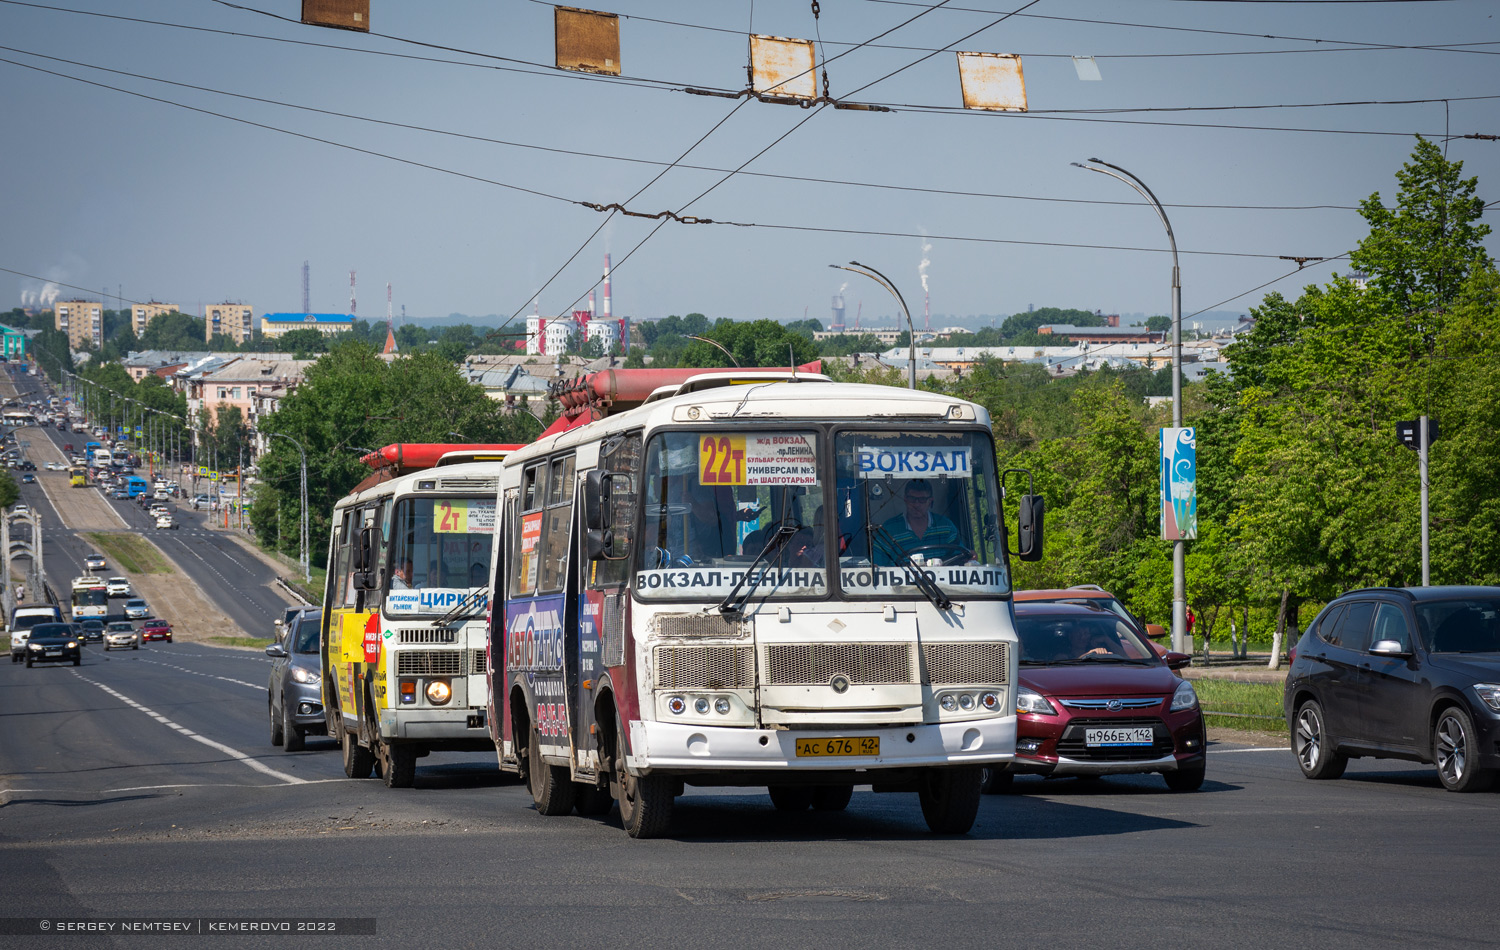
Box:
1160, 427, 1197, 541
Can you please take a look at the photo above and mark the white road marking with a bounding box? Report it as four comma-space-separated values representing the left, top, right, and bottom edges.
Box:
137, 657, 264, 690
72, 672, 305, 785
1209, 746, 1289, 753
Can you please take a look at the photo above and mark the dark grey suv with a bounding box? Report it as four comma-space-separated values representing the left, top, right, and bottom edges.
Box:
1284, 586, 1500, 792
266, 608, 326, 752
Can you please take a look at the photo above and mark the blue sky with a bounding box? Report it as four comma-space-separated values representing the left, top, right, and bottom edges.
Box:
1, 0, 1495, 333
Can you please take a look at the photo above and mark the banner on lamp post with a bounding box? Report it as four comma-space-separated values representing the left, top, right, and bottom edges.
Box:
1160, 427, 1197, 541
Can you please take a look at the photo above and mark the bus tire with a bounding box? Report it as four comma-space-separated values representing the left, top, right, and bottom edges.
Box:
528, 726, 576, 815
811, 785, 854, 812
919, 767, 983, 835
616, 721, 673, 839
341, 725, 374, 779
768, 786, 813, 811
376, 737, 415, 788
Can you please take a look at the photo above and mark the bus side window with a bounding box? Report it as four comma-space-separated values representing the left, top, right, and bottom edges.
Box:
332, 510, 355, 608
591, 433, 640, 589
539, 455, 576, 593
510, 464, 547, 598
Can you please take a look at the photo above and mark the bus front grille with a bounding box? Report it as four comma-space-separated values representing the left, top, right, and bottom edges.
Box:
396, 650, 464, 676
763, 643, 915, 686
923, 642, 1009, 684
655, 646, 755, 690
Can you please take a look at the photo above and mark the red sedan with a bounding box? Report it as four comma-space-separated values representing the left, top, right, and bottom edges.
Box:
140, 618, 173, 642
987, 602, 1205, 793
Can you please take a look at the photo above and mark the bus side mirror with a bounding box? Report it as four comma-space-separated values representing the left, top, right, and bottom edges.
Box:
352, 525, 379, 590
585, 471, 631, 561
1015, 494, 1045, 562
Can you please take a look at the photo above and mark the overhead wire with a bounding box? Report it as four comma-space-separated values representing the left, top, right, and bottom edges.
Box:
0, 3, 1472, 137
856, 0, 1500, 55
0, 43, 1386, 212
536, 0, 1496, 59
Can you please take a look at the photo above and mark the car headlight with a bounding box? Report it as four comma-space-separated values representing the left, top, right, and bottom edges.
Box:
1016, 687, 1057, 716
28, 643, 41, 651
290, 667, 321, 685
1170, 680, 1199, 712
1474, 683, 1500, 713
425, 680, 451, 705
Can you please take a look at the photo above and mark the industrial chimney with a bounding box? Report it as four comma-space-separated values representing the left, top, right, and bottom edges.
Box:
831, 294, 846, 333
602, 254, 612, 318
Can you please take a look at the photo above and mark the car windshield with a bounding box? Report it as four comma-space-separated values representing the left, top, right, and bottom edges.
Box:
107, 622, 134, 632
1014, 611, 1158, 665
634, 430, 825, 601
1027, 595, 1136, 627
30, 624, 74, 641
292, 614, 322, 653
833, 430, 1009, 600
126, 599, 145, 607
1416, 598, 1500, 653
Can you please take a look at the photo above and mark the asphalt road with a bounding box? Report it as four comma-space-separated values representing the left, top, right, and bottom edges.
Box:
2, 640, 1497, 950
5, 369, 299, 638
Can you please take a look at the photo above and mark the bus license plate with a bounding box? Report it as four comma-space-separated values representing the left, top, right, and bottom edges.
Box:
795, 736, 879, 757
1085, 727, 1153, 747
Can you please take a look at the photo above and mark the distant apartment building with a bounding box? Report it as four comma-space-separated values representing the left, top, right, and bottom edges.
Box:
55, 300, 103, 350
259, 313, 355, 338
131, 301, 177, 337
205, 303, 255, 343
183, 356, 316, 434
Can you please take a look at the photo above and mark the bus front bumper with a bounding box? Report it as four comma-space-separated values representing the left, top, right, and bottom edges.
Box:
625, 717, 1015, 773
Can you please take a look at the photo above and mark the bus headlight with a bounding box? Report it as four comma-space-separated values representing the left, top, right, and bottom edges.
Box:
940, 693, 959, 712
714, 698, 731, 715
694, 697, 710, 714
426, 680, 452, 705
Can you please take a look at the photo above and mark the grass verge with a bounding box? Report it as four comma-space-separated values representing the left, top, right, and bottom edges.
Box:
1194, 679, 1286, 732
208, 636, 273, 649
85, 532, 171, 575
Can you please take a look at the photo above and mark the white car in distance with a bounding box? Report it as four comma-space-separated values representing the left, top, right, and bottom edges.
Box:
106, 577, 132, 597
154, 513, 177, 530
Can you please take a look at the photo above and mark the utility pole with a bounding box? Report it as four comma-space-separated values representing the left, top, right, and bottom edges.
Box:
1420, 415, 1431, 586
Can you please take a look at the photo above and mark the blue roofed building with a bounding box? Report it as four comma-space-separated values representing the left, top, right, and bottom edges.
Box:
259, 313, 356, 338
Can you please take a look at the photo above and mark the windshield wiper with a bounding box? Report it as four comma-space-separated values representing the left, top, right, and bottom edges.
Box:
429, 588, 486, 628
870, 523, 951, 611
715, 520, 801, 616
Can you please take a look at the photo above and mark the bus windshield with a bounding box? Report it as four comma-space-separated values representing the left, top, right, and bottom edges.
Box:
72, 588, 107, 607
635, 430, 826, 600
832, 430, 1010, 599
384, 496, 495, 616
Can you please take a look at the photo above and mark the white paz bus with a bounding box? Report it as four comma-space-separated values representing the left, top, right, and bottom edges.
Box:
486, 369, 1044, 837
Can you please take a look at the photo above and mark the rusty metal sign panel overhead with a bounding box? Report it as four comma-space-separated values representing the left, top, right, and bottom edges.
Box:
750, 35, 817, 100
956, 52, 1027, 112
301, 0, 369, 32
555, 6, 621, 75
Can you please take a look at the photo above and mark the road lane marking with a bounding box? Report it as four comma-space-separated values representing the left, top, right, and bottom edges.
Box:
1209, 746, 1289, 753
136, 657, 264, 690
72, 672, 305, 785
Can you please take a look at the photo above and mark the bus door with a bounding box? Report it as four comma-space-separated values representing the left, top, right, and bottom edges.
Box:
581, 432, 641, 765
504, 455, 574, 766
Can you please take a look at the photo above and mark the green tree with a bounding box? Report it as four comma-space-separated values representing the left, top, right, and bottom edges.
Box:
139, 311, 207, 350
0, 469, 18, 510
251, 342, 536, 562
276, 328, 330, 357
1351, 137, 1491, 316
678, 319, 818, 368
1145, 315, 1171, 332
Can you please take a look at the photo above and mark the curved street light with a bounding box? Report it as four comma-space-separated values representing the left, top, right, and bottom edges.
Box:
685, 335, 740, 368
1072, 157, 1186, 654
829, 261, 916, 389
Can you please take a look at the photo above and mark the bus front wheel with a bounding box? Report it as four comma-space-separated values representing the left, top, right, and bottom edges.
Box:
616, 722, 673, 839
919, 767, 983, 835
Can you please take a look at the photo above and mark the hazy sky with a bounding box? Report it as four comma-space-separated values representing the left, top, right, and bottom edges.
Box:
2, 0, 1496, 333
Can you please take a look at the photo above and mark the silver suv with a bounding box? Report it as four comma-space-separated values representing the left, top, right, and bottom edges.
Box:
266, 608, 326, 752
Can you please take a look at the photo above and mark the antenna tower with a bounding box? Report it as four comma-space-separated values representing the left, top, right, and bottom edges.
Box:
349, 270, 357, 315
386, 282, 393, 325
301, 261, 310, 313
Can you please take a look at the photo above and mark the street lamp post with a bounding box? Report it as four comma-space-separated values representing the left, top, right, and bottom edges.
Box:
1073, 157, 1187, 654
270, 432, 310, 585
829, 262, 917, 389
828, 261, 918, 387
